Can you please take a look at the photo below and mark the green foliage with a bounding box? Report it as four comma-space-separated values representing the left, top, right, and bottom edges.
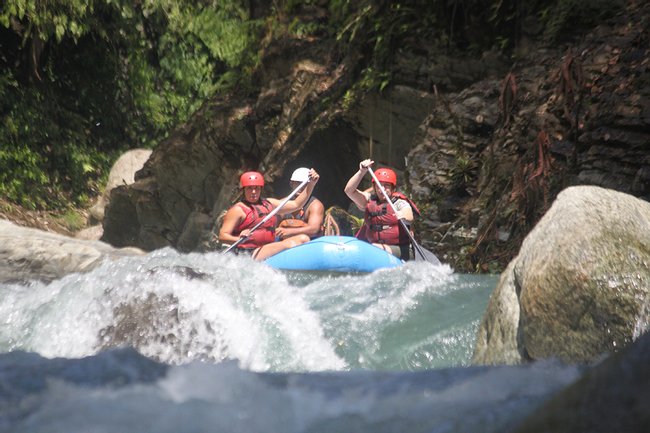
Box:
359, 66, 390, 92
109, 0, 261, 142
0, 0, 262, 210
333, 1, 461, 92
450, 153, 476, 194
0, 0, 91, 42
0, 77, 110, 208
341, 89, 357, 111
288, 17, 322, 38
58, 208, 86, 231
332, 2, 425, 93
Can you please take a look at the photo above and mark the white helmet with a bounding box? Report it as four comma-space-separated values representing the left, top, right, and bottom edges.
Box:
290, 167, 310, 182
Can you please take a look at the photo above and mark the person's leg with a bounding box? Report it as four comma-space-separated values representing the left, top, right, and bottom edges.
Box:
371, 243, 409, 259
372, 243, 397, 256
252, 234, 310, 261
386, 244, 402, 258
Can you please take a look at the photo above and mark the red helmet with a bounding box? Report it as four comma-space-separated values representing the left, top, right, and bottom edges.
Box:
373, 168, 397, 186
240, 171, 264, 188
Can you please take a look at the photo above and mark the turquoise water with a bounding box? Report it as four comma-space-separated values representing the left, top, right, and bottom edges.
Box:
285, 270, 495, 370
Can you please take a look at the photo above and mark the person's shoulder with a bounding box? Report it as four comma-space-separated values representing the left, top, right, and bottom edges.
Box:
225, 202, 247, 218
308, 198, 325, 215
231, 201, 248, 210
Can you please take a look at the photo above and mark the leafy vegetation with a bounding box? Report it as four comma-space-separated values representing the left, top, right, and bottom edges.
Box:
0, 0, 261, 209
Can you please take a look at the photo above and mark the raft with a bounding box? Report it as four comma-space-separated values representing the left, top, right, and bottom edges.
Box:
264, 235, 403, 272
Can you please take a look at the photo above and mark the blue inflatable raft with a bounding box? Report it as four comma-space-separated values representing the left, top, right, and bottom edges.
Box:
264, 235, 403, 272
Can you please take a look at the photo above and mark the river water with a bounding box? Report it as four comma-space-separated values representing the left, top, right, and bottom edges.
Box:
0, 248, 583, 432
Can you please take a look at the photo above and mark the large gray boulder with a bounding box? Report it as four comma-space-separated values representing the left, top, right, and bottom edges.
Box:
0, 219, 144, 284
473, 186, 650, 364
76, 149, 152, 242
89, 148, 153, 223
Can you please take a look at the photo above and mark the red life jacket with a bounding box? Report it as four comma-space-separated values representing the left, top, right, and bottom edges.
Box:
235, 199, 276, 248
358, 192, 420, 245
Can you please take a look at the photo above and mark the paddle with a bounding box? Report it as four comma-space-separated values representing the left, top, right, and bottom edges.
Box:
222, 178, 310, 254
367, 167, 441, 265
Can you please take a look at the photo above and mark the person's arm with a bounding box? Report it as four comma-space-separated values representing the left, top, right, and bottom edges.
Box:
268, 168, 320, 213
218, 206, 246, 244
393, 199, 414, 222
276, 199, 325, 239
344, 159, 373, 211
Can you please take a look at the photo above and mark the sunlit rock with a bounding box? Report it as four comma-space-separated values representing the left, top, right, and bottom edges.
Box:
473, 186, 650, 364
0, 219, 144, 284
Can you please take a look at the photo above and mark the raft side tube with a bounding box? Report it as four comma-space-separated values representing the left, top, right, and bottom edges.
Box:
264, 236, 403, 272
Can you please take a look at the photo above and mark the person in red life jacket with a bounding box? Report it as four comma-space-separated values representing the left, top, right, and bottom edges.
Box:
276, 167, 325, 240
344, 159, 420, 260
219, 168, 320, 260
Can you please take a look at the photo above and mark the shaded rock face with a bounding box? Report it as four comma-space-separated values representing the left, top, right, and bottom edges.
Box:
472, 186, 650, 365
267, 121, 361, 211
102, 103, 256, 250
406, 3, 650, 270
408, 79, 501, 220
